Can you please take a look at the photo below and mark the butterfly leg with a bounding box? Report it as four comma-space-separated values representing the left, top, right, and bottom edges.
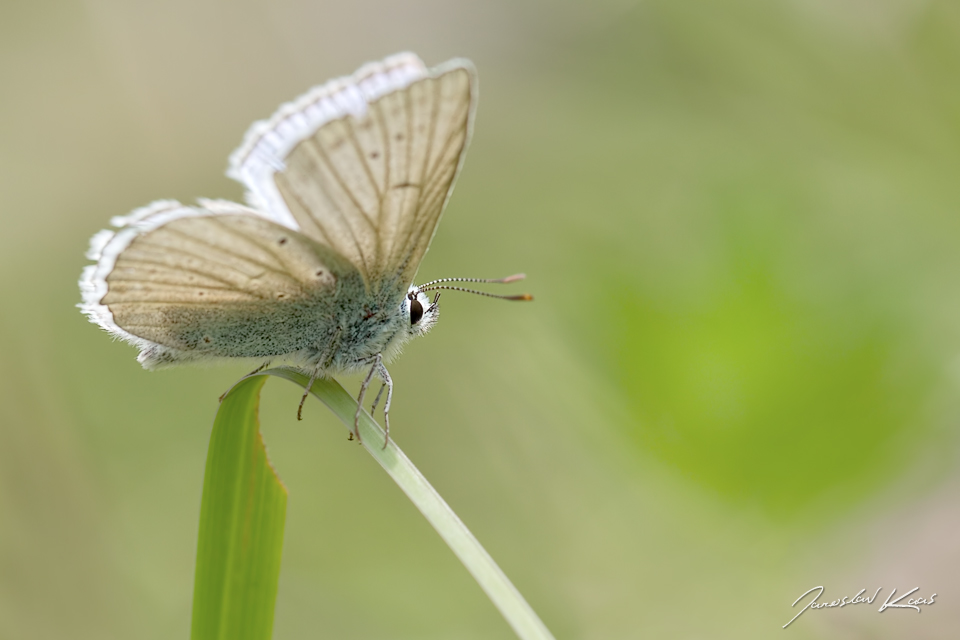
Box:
374, 360, 394, 449
248, 360, 272, 376
297, 364, 323, 421
219, 359, 272, 402
353, 355, 382, 444
370, 382, 386, 413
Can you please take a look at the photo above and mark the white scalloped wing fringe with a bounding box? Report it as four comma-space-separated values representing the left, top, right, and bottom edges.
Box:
77, 199, 270, 366
226, 52, 429, 227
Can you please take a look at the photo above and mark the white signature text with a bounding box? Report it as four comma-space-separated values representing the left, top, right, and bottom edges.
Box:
783, 586, 936, 628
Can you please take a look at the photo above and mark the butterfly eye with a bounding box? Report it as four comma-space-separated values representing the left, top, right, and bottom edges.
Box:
409, 298, 424, 325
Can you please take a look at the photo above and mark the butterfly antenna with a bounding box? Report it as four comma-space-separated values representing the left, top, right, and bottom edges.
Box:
419, 285, 532, 301
419, 274, 533, 301
417, 273, 527, 288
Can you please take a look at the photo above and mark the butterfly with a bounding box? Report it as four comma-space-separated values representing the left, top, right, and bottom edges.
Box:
78, 52, 531, 446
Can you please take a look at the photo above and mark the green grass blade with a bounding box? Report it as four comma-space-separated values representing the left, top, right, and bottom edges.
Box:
191, 375, 288, 640
264, 368, 556, 640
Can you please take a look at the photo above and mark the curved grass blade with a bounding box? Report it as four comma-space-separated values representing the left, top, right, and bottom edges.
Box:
264, 368, 555, 640
191, 375, 287, 640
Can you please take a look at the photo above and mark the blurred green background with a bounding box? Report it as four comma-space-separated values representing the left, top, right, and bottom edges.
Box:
2, 0, 959, 638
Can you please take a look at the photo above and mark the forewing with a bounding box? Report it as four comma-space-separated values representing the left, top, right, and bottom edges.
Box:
228, 53, 476, 292
80, 200, 355, 367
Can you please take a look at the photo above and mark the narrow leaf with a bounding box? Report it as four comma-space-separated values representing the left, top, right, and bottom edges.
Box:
191, 375, 288, 640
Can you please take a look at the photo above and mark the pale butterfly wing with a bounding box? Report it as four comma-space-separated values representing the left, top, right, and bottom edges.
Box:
228, 53, 476, 293
79, 200, 359, 368
79, 54, 500, 443
80, 54, 475, 371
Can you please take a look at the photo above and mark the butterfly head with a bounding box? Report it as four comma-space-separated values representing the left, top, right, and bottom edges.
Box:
400, 273, 533, 342
403, 286, 441, 338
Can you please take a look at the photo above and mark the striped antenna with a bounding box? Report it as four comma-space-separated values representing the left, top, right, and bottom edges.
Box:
418, 274, 532, 301
417, 273, 526, 288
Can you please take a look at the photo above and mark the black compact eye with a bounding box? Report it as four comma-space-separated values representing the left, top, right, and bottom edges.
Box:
409, 298, 424, 325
